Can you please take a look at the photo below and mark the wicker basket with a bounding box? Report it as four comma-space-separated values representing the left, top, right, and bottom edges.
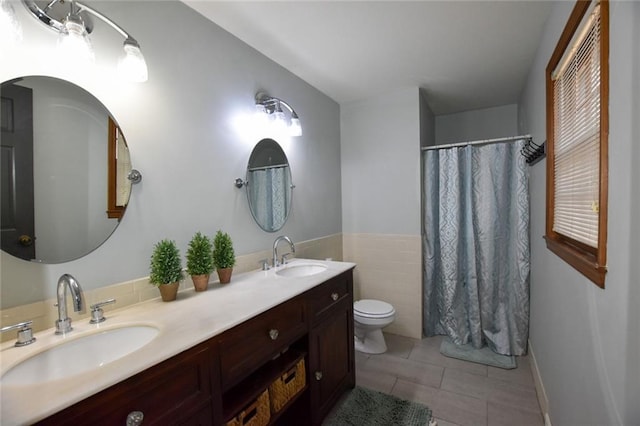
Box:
225, 389, 270, 426
268, 358, 306, 413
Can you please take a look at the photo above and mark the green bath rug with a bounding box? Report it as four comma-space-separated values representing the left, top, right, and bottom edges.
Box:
440, 337, 516, 369
324, 386, 432, 426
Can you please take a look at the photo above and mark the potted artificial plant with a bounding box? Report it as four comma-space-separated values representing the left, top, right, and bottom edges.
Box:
213, 230, 236, 284
149, 239, 185, 302
186, 232, 214, 292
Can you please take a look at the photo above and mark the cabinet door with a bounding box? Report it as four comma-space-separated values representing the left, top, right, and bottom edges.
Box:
308, 297, 355, 425
37, 343, 215, 426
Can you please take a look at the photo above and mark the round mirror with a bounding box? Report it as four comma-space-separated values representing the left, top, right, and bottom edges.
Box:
246, 138, 293, 232
1, 76, 134, 263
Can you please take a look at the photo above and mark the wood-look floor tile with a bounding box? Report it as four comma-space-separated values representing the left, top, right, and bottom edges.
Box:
392, 379, 488, 426
487, 354, 535, 386
382, 332, 416, 358
355, 366, 397, 394
409, 341, 489, 376
433, 418, 462, 426
363, 353, 444, 389
442, 368, 541, 414
353, 335, 543, 426
488, 401, 544, 426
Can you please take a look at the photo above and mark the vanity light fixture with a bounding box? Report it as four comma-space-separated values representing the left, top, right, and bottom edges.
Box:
23, 0, 149, 82
255, 92, 302, 137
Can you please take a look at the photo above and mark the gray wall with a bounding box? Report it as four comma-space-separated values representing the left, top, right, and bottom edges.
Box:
627, 3, 640, 421
1, 1, 342, 307
340, 87, 421, 235
519, 1, 640, 424
435, 104, 518, 144
419, 89, 436, 148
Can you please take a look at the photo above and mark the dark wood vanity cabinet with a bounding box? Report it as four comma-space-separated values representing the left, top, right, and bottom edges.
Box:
38, 269, 354, 426
38, 342, 219, 426
307, 272, 356, 425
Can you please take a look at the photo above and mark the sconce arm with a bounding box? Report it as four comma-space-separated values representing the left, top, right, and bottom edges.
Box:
75, 1, 135, 42
255, 93, 299, 119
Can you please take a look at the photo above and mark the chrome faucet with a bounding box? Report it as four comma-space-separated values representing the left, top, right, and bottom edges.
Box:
273, 236, 295, 268
55, 274, 83, 334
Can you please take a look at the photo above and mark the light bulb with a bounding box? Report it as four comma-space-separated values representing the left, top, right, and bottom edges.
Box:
272, 102, 287, 133
118, 38, 148, 82
0, 0, 22, 45
57, 13, 95, 65
255, 104, 267, 115
289, 116, 302, 137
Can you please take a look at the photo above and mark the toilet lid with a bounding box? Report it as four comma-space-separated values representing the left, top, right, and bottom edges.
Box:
354, 299, 394, 317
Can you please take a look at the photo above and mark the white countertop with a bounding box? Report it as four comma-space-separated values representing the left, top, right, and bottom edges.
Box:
0, 259, 355, 425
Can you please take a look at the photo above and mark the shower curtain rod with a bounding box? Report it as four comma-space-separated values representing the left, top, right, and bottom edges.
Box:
421, 134, 532, 151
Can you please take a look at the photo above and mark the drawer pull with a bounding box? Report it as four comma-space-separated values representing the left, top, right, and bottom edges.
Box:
331, 292, 339, 301
269, 329, 279, 340
315, 371, 323, 381
126, 411, 144, 425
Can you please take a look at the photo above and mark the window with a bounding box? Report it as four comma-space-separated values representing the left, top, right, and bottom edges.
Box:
545, 0, 609, 288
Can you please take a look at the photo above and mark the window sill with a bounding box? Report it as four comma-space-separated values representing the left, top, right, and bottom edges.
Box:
544, 236, 606, 288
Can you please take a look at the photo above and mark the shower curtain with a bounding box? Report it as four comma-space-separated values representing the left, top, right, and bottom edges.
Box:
248, 166, 289, 230
422, 140, 530, 356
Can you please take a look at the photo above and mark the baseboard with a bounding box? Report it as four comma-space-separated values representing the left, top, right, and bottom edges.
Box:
529, 339, 552, 426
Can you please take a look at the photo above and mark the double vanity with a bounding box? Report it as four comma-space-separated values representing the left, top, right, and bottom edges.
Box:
0, 259, 356, 425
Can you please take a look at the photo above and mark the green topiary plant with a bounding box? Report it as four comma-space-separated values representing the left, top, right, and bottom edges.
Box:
186, 232, 214, 276
149, 239, 184, 286
213, 230, 235, 284
212, 230, 236, 269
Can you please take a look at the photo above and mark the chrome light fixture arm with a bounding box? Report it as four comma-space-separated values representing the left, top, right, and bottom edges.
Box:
255, 92, 302, 136
23, 0, 64, 31
24, 0, 138, 44
256, 92, 299, 120
74, 1, 136, 43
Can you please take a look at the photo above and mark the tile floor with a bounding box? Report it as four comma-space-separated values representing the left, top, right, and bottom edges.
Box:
354, 334, 544, 426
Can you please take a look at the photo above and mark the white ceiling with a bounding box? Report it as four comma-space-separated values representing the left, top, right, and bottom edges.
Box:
183, 1, 552, 115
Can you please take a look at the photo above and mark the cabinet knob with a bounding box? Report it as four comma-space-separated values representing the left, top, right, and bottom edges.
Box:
126, 411, 144, 425
315, 371, 323, 381
269, 329, 279, 340
331, 292, 339, 301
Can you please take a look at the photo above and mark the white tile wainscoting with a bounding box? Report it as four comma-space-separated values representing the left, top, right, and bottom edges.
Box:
0, 234, 343, 342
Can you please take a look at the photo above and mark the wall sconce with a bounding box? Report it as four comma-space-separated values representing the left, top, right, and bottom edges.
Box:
23, 0, 148, 82
255, 92, 302, 137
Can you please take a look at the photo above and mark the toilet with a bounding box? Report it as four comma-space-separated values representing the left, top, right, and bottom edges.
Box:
353, 299, 396, 354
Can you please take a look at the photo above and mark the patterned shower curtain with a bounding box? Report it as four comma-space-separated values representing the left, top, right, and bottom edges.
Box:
422, 140, 530, 356
248, 166, 289, 231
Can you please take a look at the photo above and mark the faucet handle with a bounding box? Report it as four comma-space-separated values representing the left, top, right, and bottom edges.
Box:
258, 259, 270, 271
1, 320, 36, 347
281, 253, 294, 265
89, 298, 116, 324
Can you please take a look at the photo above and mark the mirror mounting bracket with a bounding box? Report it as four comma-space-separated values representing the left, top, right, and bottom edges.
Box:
127, 169, 143, 184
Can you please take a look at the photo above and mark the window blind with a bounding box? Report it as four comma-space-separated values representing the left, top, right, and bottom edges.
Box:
552, 4, 601, 248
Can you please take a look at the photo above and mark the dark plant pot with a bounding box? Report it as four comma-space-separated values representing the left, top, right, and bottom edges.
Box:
217, 268, 233, 284
158, 282, 180, 301
191, 274, 210, 292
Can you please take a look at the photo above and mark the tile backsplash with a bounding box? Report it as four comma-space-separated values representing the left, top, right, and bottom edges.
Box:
0, 234, 343, 342
343, 233, 422, 339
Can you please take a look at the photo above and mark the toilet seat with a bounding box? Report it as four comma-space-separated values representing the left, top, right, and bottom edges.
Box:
354, 299, 395, 318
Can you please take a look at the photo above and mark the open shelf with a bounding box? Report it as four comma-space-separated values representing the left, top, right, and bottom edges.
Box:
222, 350, 307, 423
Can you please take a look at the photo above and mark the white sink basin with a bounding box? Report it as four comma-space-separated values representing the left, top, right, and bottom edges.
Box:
1, 325, 159, 386
276, 263, 327, 278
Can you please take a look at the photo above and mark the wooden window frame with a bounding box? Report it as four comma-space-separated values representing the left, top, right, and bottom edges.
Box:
545, 0, 609, 288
